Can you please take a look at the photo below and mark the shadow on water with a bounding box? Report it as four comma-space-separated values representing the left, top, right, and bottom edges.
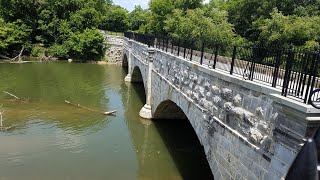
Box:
124, 73, 214, 179
153, 119, 214, 179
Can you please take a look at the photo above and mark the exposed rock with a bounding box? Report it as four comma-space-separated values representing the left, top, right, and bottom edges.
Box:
206, 92, 212, 100
271, 112, 278, 122
186, 89, 192, 97
257, 121, 270, 134
210, 105, 219, 115
211, 86, 220, 95
231, 107, 244, 119
224, 102, 234, 113
204, 81, 211, 90
221, 88, 233, 101
233, 94, 242, 107
199, 86, 205, 98
193, 92, 200, 102
212, 96, 222, 106
199, 98, 205, 107
243, 111, 255, 126
203, 100, 213, 110
249, 128, 264, 145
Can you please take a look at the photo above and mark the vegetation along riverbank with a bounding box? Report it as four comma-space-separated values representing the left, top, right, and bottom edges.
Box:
2, 0, 320, 63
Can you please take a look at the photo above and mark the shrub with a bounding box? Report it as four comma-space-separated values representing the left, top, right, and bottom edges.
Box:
48, 44, 69, 59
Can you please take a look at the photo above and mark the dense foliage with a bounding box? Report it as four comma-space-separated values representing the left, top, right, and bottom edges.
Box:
0, 0, 127, 61
128, 0, 320, 49
1, 0, 320, 60
0, 19, 31, 56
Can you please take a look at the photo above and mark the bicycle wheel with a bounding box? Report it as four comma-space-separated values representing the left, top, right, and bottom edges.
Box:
310, 89, 320, 109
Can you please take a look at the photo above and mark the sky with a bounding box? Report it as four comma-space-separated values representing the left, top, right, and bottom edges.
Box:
113, 0, 210, 12
113, 0, 149, 11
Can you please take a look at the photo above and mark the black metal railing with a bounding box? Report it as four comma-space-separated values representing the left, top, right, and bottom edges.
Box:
124, 32, 320, 105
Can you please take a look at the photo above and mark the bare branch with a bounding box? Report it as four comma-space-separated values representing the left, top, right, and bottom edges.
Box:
65, 100, 116, 116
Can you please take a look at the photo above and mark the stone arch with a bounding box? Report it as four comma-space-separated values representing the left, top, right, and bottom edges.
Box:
152, 99, 214, 179
122, 53, 128, 67
132, 66, 143, 83
153, 100, 187, 120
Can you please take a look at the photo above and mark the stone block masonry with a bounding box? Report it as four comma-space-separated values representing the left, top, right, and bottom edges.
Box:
123, 37, 320, 180
104, 35, 124, 63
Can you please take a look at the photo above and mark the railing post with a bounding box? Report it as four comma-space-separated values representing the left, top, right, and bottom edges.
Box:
249, 47, 257, 81
171, 39, 174, 54
305, 53, 318, 103
282, 49, 294, 97
230, 46, 237, 74
308, 53, 320, 104
190, 40, 194, 61
200, 42, 205, 65
177, 39, 181, 56
183, 40, 187, 59
213, 44, 218, 69
272, 50, 282, 87
166, 38, 169, 52
153, 36, 157, 48
162, 37, 165, 50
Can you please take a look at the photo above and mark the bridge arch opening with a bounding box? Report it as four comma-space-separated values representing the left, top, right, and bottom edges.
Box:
131, 66, 143, 83
153, 100, 214, 179
122, 54, 128, 72
154, 100, 187, 120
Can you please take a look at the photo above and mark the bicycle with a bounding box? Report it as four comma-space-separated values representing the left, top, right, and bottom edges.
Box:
310, 89, 320, 109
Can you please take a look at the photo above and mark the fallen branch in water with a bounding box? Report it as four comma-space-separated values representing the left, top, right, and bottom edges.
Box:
0, 104, 12, 131
3, 91, 29, 102
0, 54, 10, 60
11, 47, 24, 62
3, 91, 20, 100
64, 100, 116, 115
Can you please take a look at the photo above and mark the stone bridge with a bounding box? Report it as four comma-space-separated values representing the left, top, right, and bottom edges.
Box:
122, 38, 320, 179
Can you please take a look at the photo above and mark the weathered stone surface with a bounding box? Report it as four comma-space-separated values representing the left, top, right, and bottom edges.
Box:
212, 96, 222, 106
124, 38, 316, 180
256, 107, 265, 119
249, 128, 264, 145
212, 85, 221, 95
233, 94, 242, 107
224, 102, 234, 113
221, 88, 233, 101
105, 35, 124, 63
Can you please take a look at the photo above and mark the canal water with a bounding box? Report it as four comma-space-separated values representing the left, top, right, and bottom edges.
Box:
0, 62, 213, 180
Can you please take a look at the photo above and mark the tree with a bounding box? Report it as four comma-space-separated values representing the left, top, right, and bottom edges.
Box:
164, 8, 234, 45
256, 9, 320, 48
66, 28, 105, 61
145, 0, 175, 35
100, 5, 129, 32
174, 0, 203, 10
225, 0, 320, 41
0, 18, 31, 56
128, 5, 151, 31
70, 8, 102, 31
0, 0, 39, 28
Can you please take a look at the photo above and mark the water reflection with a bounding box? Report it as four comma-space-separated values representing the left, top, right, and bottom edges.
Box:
123, 80, 213, 179
0, 63, 213, 179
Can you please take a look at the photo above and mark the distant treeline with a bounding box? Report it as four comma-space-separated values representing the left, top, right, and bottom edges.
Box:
0, 0, 128, 61
1, 0, 320, 61
129, 0, 320, 49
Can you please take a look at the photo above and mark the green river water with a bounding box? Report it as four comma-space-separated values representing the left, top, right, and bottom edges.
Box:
0, 62, 213, 180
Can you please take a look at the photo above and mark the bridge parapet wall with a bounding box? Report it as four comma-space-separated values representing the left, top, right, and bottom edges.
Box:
152, 48, 320, 179
124, 38, 320, 180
